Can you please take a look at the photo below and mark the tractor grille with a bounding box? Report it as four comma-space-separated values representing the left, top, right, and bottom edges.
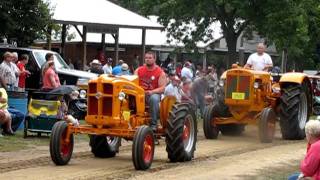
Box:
88, 96, 98, 115
226, 74, 250, 100
88, 83, 97, 94
102, 97, 113, 116
103, 83, 113, 94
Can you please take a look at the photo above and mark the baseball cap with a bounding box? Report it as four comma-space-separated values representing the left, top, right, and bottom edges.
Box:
121, 63, 129, 71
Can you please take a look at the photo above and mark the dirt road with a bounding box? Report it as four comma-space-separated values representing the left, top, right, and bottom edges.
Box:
0, 125, 306, 180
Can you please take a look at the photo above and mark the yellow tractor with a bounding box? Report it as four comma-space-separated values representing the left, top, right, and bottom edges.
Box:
49, 74, 197, 170
203, 67, 312, 143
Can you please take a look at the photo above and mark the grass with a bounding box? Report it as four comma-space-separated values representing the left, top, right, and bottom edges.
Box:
0, 128, 89, 152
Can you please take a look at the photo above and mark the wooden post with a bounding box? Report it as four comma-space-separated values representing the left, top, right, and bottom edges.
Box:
46, 26, 52, 50
141, 28, 146, 65
61, 24, 67, 58
203, 48, 207, 71
82, 26, 87, 69
101, 33, 106, 52
239, 47, 245, 65
115, 28, 119, 64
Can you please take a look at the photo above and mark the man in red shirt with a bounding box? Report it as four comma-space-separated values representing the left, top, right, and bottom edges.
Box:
135, 51, 167, 131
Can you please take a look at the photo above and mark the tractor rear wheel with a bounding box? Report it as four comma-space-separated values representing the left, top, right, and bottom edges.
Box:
166, 104, 197, 162
279, 83, 310, 140
259, 108, 276, 143
203, 105, 219, 139
50, 121, 74, 165
219, 124, 245, 136
89, 135, 121, 158
132, 125, 155, 170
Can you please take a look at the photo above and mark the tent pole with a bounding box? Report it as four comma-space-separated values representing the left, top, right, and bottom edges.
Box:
115, 28, 119, 64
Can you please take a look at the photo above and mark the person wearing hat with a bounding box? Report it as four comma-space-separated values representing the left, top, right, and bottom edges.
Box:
112, 60, 124, 75
89, 59, 104, 75
181, 61, 193, 80
103, 58, 113, 74
164, 75, 181, 102
118, 63, 131, 75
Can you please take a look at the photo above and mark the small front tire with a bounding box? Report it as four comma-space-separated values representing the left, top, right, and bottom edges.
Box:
132, 125, 155, 170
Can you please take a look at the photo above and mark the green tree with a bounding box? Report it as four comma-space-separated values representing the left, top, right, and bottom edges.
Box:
0, 0, 52, 47
116, 0, 320, 69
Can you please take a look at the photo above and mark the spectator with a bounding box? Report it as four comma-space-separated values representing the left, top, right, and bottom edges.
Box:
95, 48, 106, 65
0, 52, 20, 90
176, 62, 182, 78
132, 54, 140, 71
206, 65, 218, 95
0, 88, 13, 135
41, 53, 55, 85
180, 78, 193, 103
118, 63, 131, 75
288, 120, 320, 180
181, 61, 193, 80
12, 52, 20, 89
191, 76, 212, 118
68, 59, 74, 69
112, 60, 124, 75
103, 58, 113, 74
42, 60, 61, 90
89, 59, 104, 75
135, 51, 167, 131
17, 54, 31, 91
164, 75, 181, 102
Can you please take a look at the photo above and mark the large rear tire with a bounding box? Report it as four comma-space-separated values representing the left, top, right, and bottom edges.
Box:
50, 121, 74, 165
132, 125, 155, 170
203, 105, 219, 139
279, 83, 310, 140
89, 135, 121, 158
166, 104, 197, 162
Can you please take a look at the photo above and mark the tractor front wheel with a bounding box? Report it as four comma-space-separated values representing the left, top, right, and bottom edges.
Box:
166, 104, 197, 162
280, 83, 310, 140
132, 125, 155, 170
50, 121, 74, 165
90, 135, 121, 158
203, 105, 219, 139
259, 108, 276, 143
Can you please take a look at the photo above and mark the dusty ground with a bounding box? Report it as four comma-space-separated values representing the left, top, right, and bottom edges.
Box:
0, 125, 306, 180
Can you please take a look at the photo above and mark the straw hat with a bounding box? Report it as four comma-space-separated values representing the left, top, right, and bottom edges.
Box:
90, 59, 101, 65
121, 63, 129, 71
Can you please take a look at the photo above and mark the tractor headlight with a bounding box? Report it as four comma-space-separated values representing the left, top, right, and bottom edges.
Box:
79, 90, 87, 99
219, 80, 225, 87
119, 92, 126, 101
254, 82, 259, 89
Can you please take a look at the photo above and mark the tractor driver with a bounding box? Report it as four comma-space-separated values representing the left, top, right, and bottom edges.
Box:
244, 43, 273, 71
135, 51, 167, 131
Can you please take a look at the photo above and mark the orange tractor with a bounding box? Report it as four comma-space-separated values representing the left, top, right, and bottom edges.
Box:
49, 75, 197, 170
203, 67, 312, 143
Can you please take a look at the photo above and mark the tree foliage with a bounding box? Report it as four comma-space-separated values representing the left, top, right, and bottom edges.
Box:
116, 0, 320, 70
0, 0, 52, 47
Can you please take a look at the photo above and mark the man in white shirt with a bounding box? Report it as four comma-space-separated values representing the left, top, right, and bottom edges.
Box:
181, 62, 193, 80
164, 75, 181, 102
244, 43, 273, 71
103, 58, 113, 74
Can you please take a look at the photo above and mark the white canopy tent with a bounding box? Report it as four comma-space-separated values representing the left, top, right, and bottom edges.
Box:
49, 0, 163, 66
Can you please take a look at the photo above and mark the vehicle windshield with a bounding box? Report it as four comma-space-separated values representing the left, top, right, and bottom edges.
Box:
33, 51, 69, 69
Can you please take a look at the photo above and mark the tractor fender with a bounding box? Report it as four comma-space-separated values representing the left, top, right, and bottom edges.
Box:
279, 72, 309, 85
